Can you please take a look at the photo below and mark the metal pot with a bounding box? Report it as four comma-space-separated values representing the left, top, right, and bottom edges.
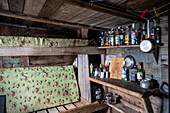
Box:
140, 79, 151, 89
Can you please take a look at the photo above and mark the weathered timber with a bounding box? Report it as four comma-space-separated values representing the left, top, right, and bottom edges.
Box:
120, 99, 144, 113
57, 106, 66, 112
8, 0, 24, 13
64, 104, 76, 110
0, 10, 107, 30
59, 102, 108, 113
47, 108, 59, 113
29, 56, 76, 67
78, 55, 92, 103
73, 102, 85, 107
56, 0, 146, 22
0, 47, 105, 56
89, 77, 152, 98
37, 110, 47, 113
142, 97, 153, 113
50, 3, 80, 21
38, 0, 64, 18
24, 0, 46, 16
106, 103, 139, 113
0, 0, 9, 10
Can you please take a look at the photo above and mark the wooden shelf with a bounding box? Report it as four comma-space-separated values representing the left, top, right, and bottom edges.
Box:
106, 103, 139, 113
89, 77, 152, 98
98, 45, 140, 49
0, 46, 105, 56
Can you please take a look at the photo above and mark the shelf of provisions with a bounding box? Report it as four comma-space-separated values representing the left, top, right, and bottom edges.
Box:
98, 45, 140, 49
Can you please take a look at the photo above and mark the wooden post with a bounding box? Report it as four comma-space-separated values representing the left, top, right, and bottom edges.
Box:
77, 28, 88, 39
78, 55, 92, 103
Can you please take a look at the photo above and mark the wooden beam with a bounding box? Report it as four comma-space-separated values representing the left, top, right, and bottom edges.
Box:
56, 0, 146, 22
0, 10, 107, 31
0, 47, 105, 56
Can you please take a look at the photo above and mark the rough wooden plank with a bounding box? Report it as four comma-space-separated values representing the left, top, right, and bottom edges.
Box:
89, 77, 151, 98
78, 55, 92, 103
74, 102, 85, 107
107, 103, 139, 113
142, 97, 153, 113
0, 47, 105, 56
0, 0, 9, 10
120, 99, 144, 113
64, 104, 76, 110
37, 110, 47, 113
29, 56, 76, 66
48, 108, 59, 113
50, 3, 79, 21
38, 0, 64, 18
0, 10, 107, 30
56, 0, 145, 22
24, 0, 47, 16
8, 0, 24, 13
68, 9, 95, 23
61, 7, 83, 22
57, 106, 66, 112
59, 102, 108, 113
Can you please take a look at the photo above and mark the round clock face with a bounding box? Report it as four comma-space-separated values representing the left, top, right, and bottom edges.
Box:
124, 56, 135, 69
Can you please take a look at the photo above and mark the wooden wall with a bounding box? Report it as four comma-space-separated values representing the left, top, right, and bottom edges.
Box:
0, 24, 77, 38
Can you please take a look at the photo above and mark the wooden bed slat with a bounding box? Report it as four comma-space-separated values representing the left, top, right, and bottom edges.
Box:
37, 110, 47, 113
74, 102, 85, 107
57, 106, 66, 112
47, 107, 59, 113
64, 104, 76, 110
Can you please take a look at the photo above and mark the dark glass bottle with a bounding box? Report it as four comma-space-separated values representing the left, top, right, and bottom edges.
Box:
130, 65, 137, 83
120, 27, 124, 45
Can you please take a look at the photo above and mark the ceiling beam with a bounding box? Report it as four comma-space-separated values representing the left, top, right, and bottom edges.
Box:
56, 0, 146, 22
0, 10, 107, 31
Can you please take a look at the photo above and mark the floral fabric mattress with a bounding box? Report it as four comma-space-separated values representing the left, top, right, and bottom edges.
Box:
0, 65, 79, 113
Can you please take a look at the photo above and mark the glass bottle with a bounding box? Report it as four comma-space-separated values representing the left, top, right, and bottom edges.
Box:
130, 65, 137, 83
125, 26, 130, 45
115, 27, 120, 46
140, 23, 146, 42
104, 31, 109, 46
151, 19, 156, 40
155, 20, 161, 45
110, 28, 115, 46
100, 32, 105, 46
131, 23, 137, 45
137, 62, 145, 84
120, 27, 124, 45
122, 61, 128, 81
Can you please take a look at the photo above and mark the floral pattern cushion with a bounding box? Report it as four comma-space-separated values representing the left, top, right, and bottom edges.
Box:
0, 36, 88, 47
0, 65, 79, 113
